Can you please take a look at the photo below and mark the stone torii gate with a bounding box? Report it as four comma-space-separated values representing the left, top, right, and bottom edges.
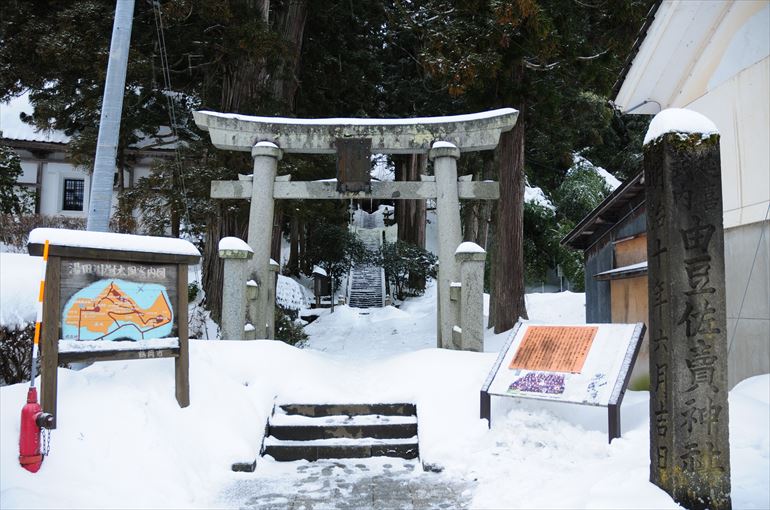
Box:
194, 109, 519, 347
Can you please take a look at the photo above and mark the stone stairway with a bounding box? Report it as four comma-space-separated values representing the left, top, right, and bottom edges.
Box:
347, 229, 385, 308
261, 403, 419, 462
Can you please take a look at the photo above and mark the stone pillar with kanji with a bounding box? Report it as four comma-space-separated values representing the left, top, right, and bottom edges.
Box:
644, 109, 731, 510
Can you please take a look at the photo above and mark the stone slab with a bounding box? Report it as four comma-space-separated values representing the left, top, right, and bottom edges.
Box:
211, 180, 499, 200
194, 108, 518, 154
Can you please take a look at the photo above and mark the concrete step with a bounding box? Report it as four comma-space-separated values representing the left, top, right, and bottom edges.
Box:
279, 403, 416, 417
262, 403, 419, 462
269, 413, 417, 440
262, 438, 419, 462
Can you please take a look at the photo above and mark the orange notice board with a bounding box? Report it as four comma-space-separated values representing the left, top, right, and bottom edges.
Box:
508, 326, 598, 373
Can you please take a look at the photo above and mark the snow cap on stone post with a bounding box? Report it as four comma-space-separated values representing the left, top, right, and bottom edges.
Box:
218, 236, 253, 259
643, 108, 719, 146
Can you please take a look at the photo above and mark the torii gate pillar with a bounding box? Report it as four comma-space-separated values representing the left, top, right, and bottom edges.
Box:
247, 142, 282, 339
430, 142, 462, 348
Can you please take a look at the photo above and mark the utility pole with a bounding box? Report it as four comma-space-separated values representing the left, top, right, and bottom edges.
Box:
86, 0, 135, 232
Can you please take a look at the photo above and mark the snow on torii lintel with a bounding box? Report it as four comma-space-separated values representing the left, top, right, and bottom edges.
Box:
28, 228, 200, 257
193, 108, 520, 154
643, 108, 719, 146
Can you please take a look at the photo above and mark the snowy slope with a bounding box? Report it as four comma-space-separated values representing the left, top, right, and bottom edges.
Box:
1, 257, 768, 509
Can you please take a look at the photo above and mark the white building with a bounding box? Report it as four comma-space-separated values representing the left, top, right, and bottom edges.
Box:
613, 0, 769, 385
0, 92, 172, 220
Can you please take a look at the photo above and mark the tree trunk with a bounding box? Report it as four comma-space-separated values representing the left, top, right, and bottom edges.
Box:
491, 122, 528, 333
202, 0, 308, 327
299, 217, 309, 274
203, 201, 247, 324
287, 211, 300, 275
271, 0, 308, 111
271, 201, 283, 265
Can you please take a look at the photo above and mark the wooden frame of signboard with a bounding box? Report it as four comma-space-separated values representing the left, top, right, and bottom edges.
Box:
28, 242, 200, 429
480, 321, 646, 443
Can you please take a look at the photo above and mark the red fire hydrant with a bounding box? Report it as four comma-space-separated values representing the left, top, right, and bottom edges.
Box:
19, 387, 53, 473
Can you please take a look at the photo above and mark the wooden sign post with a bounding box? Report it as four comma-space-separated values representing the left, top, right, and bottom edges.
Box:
28, 228, 201, 428
481, 321, 646, 443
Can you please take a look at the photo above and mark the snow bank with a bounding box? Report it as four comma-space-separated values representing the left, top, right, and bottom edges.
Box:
276, 275, 307, 311
0, 253, 42, 327
29, 228, 200, 257
2, 341, 766, 509
1, 252, 767, 509
643, 108, 719, 146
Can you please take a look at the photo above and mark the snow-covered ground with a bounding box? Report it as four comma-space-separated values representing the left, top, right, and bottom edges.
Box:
1, 253, 768, 509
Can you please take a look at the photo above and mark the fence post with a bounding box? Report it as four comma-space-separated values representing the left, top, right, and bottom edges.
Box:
455, 242, 486, 352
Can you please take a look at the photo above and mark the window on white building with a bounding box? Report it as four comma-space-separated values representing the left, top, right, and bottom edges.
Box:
62, 178, 84, 211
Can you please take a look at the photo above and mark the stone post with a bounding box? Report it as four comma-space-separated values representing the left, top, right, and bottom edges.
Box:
218, 237, 253, 340
429, 141, 462, 349
248, 141, 282, 339
456, 242, 486, 352
644, 109, 731, 510
266, 259, 280, 339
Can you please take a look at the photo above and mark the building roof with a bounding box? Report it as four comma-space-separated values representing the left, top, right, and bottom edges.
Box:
1, 91, 179, 152
613, 0, 770, 114
0, 91, 70, 144
561, 172, 646, 251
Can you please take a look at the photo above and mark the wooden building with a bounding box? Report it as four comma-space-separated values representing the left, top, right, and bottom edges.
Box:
561, 173, 650, 386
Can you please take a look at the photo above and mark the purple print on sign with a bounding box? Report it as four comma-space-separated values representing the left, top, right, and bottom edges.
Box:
508, 372, 566, 395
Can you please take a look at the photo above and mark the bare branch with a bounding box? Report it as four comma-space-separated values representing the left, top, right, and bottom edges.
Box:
576, 49, 609, 61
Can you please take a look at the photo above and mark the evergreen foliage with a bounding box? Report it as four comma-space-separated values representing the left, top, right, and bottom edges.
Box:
380, 240, 438, 301
274, 306, 308, 347
0, 145, 33, 215
555, 162, 613, 225
306, 223, 370, 309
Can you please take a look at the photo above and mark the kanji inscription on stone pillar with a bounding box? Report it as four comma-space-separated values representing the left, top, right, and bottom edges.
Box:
644, 111, 731, 510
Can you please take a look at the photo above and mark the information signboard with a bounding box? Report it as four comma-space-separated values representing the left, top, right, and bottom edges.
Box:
481, 321, 646, 442
28, 228, 200, 428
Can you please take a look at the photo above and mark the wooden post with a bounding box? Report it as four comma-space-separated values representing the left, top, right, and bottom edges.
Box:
175, 263, 190, 408
40, 256, 60, 428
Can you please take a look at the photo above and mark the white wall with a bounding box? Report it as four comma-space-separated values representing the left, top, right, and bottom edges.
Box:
39, 161, 90, 217
689, 57, 770, 228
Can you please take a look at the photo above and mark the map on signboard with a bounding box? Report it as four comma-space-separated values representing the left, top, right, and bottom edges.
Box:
62, 279, 173, 341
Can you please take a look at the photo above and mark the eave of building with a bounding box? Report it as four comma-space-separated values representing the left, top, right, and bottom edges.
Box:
561, 172, 646, 251
1, 137, 176, 159
594, 261, 648, 281
613, 0, 769, 114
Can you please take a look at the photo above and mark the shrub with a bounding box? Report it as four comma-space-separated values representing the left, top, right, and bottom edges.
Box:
0, 323, 34, 385
380, 240, 437, 300
274, 306, 307, 347
0, 214, 86, 250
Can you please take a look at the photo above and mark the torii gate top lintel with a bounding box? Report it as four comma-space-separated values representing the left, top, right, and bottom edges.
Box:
193, 108, 519, 154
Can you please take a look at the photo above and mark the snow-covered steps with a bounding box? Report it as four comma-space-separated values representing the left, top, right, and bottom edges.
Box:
262, 403, 419, 462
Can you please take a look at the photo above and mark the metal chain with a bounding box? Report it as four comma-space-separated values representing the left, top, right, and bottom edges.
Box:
41, 428, 51, 456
